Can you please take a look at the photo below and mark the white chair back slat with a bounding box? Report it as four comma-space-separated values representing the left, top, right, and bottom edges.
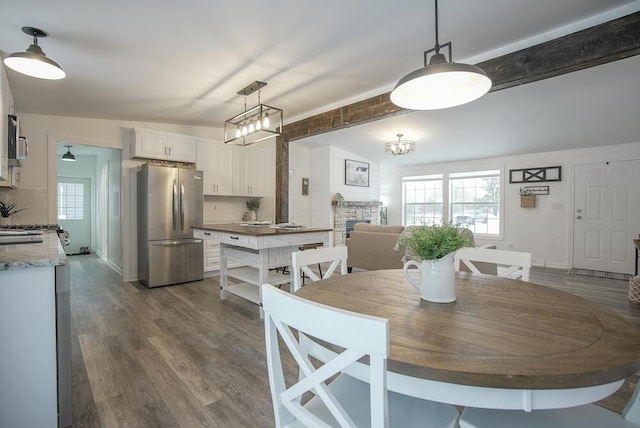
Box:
291, 245, 348, 292
262, 283, 389, 428
623, 382, 640, 423
454, 247, 532, 282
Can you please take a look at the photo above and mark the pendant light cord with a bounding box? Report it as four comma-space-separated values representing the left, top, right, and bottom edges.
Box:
434, 0, 439, 53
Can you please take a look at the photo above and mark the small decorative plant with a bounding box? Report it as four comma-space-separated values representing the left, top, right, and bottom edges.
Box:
0, 201, 27, 218
246, 198, 260, 212
399, 222, 471, 262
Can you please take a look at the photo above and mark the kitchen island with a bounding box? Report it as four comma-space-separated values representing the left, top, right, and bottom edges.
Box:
0, 230, 71, 427
193, 223, 331, 315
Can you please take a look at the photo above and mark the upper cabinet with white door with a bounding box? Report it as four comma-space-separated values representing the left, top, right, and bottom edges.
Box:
232, 146, 265, 197
196, 139, 233, 196
130, 128, 197, 163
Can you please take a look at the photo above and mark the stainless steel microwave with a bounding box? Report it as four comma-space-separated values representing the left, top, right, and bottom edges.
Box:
7, 114, 27, 160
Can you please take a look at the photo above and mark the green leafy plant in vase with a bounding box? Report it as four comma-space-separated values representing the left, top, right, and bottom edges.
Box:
0, 201, 27, 225
399, 222, 471, 303
246, 198, 260, 221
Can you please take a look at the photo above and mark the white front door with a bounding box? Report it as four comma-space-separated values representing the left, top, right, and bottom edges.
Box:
58, 177, 92, 255
573, 161, 640, 274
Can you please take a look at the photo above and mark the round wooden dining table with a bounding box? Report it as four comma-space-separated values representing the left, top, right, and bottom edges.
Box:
295, 270, 640, 410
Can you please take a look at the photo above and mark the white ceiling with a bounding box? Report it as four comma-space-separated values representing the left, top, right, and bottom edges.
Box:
2, 0, 640, 166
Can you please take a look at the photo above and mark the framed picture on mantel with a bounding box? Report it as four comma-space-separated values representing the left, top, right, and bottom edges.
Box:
345, 159, 369, 187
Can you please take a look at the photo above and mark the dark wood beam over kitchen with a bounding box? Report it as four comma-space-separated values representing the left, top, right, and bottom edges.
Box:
275, 11, 640, 221
283, 11, 639, 141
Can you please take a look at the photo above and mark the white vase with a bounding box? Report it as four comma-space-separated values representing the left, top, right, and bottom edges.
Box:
402, 252, 457, 303
250, 210, 257, 221
0, 217, 10, 226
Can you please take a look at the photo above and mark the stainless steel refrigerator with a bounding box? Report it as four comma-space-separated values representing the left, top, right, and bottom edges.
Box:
137, 165, 204, 287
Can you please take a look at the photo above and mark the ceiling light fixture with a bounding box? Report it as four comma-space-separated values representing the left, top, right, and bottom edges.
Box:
390, 0, 491, 110
3, 27, 66, 80
224, 81, 283, 146
62, 145, 76, 162
385, 134, 415, 156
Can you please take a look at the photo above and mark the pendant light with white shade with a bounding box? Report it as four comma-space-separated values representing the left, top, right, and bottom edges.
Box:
4, 27, 66, 80
390, 0, 491, 110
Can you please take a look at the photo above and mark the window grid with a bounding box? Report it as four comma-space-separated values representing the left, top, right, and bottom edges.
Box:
403, 178, 444, 226
58, 182, 84, 220
403, 170, 501, 236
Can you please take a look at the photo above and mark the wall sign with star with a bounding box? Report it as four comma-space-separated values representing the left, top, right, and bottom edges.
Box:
509, 166, 562, 183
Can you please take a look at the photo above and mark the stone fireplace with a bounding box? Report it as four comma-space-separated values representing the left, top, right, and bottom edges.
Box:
333, 200, 383, 246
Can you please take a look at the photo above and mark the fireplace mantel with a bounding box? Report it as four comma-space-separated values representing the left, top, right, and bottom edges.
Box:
332, 200, 383, 208
333, 200, 382, 245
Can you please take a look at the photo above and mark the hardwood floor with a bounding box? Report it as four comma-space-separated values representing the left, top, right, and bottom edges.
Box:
69, 255, 640, 426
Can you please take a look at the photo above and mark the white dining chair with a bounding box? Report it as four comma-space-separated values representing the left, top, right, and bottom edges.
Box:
291, 245, 348, 292
459, 382, 640, 427
454, 247, 532, 281
261, 283, 460, 428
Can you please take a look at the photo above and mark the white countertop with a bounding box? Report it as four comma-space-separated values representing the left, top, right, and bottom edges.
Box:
0, 231, 67, 271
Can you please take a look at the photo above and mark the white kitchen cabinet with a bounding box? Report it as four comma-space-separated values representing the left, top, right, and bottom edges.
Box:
196, 140, 233, 196
232, 147, 265, 196
193, 230, 243, 275
0, 165, 19, 188
131, 128, 197, 163
0, 266, 58, 427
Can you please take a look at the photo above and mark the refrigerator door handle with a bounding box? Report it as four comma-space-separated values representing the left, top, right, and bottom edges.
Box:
180, 183, 186, 231
173, 179, 178, 231
152, 239, 202, 246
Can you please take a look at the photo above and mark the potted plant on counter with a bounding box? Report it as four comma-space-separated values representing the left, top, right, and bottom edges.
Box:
246, 198, 260, 221
0, 201, 27, 226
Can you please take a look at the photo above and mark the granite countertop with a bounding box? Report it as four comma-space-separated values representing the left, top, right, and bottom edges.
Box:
0, 231, 67, 270
197, 223, 332, 236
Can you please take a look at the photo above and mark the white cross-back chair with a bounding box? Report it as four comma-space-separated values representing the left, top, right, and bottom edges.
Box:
261, 283, 459, 428
454, 247, 532, 281
291, 245, 348, 292
459, 382, 640, 427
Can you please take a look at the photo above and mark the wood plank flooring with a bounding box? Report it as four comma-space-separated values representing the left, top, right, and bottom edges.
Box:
69, 255, 640, 426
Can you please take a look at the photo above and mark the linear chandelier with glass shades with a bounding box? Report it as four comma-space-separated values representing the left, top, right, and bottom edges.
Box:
385, 134, 415, 155
224, 81, 283, 146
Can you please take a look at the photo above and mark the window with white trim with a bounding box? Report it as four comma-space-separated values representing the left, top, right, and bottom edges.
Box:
58, 182, 84, 220
403, 174, 443, 226
450, 170, 500, 235
402, 169, 501, 236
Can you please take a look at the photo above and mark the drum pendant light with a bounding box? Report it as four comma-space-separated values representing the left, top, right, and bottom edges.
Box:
4, 27, 66, 80
390, 0, 491, 110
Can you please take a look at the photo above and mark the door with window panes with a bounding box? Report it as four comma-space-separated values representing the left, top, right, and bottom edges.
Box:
58, 178, 91, 255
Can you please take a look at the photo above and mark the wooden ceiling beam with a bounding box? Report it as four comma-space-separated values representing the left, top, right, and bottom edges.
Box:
282, 11, 640, 142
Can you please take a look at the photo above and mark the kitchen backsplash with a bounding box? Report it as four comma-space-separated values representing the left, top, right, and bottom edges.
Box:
0, 188, 49, 224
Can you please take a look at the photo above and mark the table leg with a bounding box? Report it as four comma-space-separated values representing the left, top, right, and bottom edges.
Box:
258, 249, 269, 319
220, 244, 228, 300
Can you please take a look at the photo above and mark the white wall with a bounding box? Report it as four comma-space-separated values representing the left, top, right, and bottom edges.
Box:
381, 142, 640, 270
289, 143, 312, 225
16, 113, 276, 282
290, 143, 380, 231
